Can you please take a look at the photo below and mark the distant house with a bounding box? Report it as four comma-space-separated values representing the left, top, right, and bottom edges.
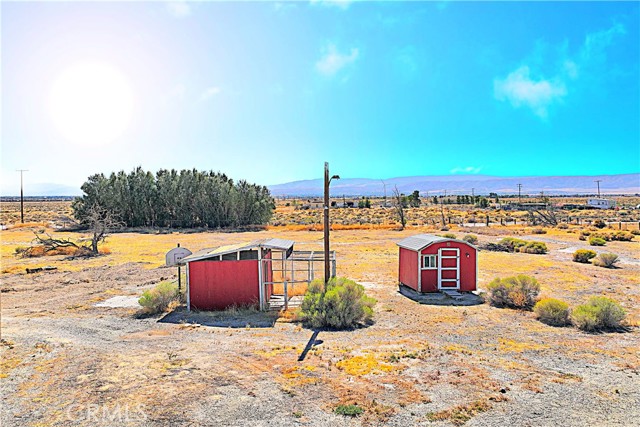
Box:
587, 198, 616, 209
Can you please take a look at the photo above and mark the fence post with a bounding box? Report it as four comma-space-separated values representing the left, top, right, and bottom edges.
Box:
284, 281, 288, 311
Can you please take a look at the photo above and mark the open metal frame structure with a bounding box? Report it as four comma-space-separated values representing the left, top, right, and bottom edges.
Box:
261, 249, 336, 311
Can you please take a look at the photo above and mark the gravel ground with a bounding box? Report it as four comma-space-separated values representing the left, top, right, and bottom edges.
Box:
1, 236, 639, 427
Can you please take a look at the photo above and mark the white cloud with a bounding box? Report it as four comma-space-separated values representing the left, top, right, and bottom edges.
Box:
494, 66, 567, 119
310, 0, 352, 10
200, 86, 221, 100
315, 44, 359, 76
493, 23, 625, 120
166, 1, 191, 18
581, 23, 625, 62
450, 166, 482, 174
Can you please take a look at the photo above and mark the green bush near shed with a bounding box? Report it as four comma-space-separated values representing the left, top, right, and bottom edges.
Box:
572, 296, 626, 331
486, 275, 540, 310
300, 277, 376, 330
139, 281, 179, 315
534, 298, 570, 326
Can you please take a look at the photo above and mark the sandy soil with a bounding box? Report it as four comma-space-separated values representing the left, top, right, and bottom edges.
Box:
1, 226, 639, 426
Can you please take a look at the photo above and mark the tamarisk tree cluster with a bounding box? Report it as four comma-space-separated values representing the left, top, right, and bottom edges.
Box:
72, 167, 275, 228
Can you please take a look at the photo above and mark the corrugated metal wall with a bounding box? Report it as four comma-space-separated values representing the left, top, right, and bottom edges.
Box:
189, 260, 259, 310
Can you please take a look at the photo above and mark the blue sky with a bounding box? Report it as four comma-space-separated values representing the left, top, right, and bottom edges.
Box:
2, 1, 639, 194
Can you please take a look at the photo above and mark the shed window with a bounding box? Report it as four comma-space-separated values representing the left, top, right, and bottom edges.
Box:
422, 254, 437, 269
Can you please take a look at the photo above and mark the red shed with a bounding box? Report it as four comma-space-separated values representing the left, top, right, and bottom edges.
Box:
183, 238, 294, 311
397, 234, 477, 293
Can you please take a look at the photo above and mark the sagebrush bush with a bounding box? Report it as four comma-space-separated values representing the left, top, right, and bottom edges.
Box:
610, 231, 634, 242
462, 234, 478, 245
572, 296, 626, 331
534, 298, 570, 326
498, 238, 547, 254
531, 228, 547, 234
591, 232, 611, 241
571, 305, 600, 331
139, 281, 179, 314
499, 237, 526, 252
556, 223, 569, 229
593, 252, 619, 268
520, 241, 548, 254
300, 277, 376, 329
486, 275, 540, 310
593, 219, 607, 229
589, 236, 607, 246
441, 233, 456, 239
572, 249, 597, 263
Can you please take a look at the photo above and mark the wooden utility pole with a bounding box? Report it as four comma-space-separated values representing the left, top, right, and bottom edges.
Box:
323, 162, 339, 286
16, 169, 28, 223
594, 180, 602, 198
380, 180, 387, 207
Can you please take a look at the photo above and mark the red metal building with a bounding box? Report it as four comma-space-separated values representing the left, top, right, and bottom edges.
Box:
397, 234, 477, 293
182, 239, 294, 311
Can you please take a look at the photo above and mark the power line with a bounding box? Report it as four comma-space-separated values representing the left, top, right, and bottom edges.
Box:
517, 183, 522, 203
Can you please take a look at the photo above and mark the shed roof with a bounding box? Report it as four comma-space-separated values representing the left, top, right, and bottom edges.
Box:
182, 238, 294, 263
397, 234, 477, 252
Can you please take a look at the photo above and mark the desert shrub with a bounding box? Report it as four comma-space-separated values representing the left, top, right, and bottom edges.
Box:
300, 277, 376, 329
480, 243, 510, 252
440, 226, 450, 231
462, 234, 478, 245
486, 275, 540, 310
591, 232, 611, 241
499, 237, 526, 252
534, 298, 570, 326
531, 228, 547, 234
593, 219, 607, 229
593, 252, 619, 268
138, 281, 179, 314
498, 237, 547, 254
610, 231, 634, 242
589, 236, 607, 246
556, 223, 569, 229
335, 404, 363, 417
573, 249, 597, 263
441, 233, 456, 239
571, 305, 600, 331
520, 241, 548, 254
572, 296, 626, 331
630, 229, 640, 236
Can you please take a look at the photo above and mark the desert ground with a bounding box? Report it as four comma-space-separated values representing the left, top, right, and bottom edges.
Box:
1, 201, 639, 426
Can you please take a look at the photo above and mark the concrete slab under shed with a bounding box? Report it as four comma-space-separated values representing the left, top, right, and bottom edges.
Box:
398, 285, 484, 306
95, 295, 141, 308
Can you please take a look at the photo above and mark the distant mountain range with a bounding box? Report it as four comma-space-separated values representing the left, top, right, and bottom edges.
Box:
4, 173, 638, 197
268, 173, 640, 197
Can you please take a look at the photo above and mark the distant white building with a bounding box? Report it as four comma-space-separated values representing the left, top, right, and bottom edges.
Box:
587, 198, 616, 209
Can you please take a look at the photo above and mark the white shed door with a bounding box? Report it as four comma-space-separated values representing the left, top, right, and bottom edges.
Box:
438, 248, 460, 289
